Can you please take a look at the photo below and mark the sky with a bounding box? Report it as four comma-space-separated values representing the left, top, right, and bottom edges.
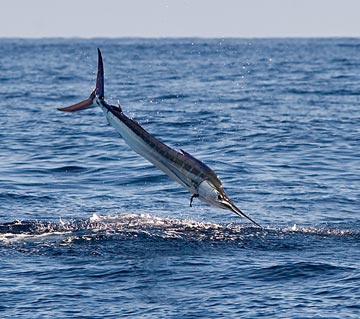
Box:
1, 0, 360, 38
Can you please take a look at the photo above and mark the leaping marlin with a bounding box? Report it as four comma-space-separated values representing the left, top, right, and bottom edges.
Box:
58, 49, 262, 228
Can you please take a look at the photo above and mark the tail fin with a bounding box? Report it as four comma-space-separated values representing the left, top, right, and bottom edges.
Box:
95, 48, 104, 100
58, 48, 104, 112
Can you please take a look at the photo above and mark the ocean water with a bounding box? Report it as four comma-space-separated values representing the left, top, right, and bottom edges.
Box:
0, 38, 359, 318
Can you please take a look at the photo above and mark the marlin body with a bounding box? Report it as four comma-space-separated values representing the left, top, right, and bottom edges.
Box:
59, 49, 261, 227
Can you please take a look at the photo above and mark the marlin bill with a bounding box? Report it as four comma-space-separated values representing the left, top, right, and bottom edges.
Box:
58, 49, 262, 228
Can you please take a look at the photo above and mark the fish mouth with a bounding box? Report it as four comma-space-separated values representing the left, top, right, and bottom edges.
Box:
221, 197, 263, 228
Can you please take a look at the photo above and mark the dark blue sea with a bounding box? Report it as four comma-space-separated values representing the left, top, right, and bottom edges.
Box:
0, 38, 359, 318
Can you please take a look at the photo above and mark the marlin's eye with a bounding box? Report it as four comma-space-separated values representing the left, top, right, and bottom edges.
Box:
217, 194, 222, 200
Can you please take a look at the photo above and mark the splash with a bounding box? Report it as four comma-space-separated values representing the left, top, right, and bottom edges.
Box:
286, 223, 357, 237
0, 213, 259, 244
0, 213, 358, 246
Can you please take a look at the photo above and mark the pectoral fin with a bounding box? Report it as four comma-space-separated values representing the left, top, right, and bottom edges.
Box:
190, 194, 199, 207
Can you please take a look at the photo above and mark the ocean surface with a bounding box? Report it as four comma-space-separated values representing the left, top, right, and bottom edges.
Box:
0, 38, 359, 318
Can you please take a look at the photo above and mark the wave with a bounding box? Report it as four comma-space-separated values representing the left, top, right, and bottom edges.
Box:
0, 213, 358, 246
0, 192, 53, 202
0, 214, 255, 243
48, 165, 88, 173
247, 261, 355, 281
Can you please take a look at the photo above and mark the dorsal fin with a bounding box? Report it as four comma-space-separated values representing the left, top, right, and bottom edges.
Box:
180, 149, 212, 171
180, 149, 222, 188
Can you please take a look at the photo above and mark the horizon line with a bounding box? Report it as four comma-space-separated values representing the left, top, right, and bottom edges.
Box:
1, 35, 360, 40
